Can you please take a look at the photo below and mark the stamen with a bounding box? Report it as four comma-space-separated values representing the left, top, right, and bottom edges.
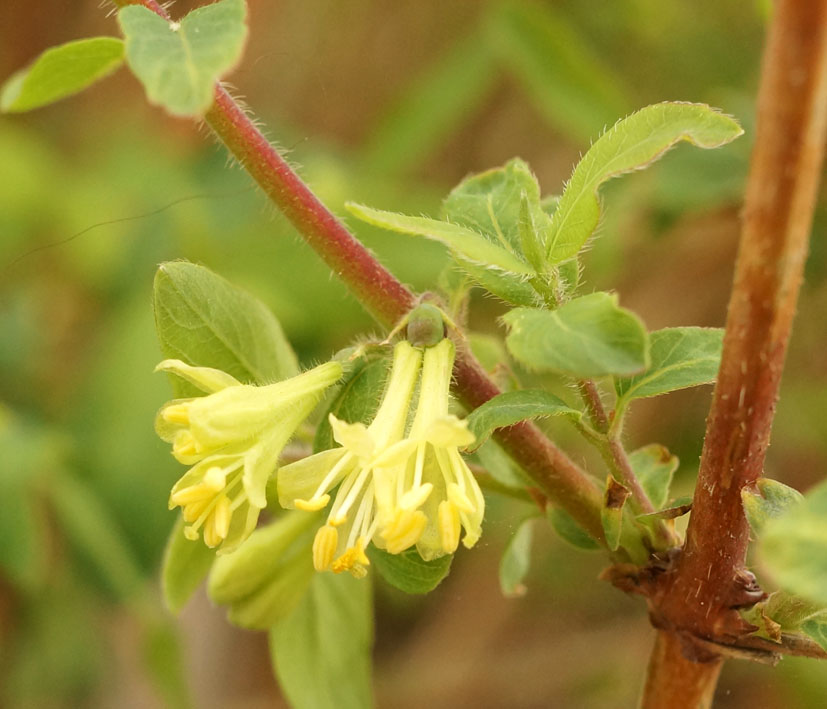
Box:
313, 525, 338, 570
170, 483, 214, 506
329, 463, 371, 525
212, 495, 231, 539
382, 509, 427, 554
308, 452, 354, 503
346, 482, 375, 549
447, 482, 474, 513
439, 500, 461, 553
172, 431, 199, 459
203, 518, 221, 548
181, 498, 211, 523
399, 483, 433, 511
203, 466, 227, 491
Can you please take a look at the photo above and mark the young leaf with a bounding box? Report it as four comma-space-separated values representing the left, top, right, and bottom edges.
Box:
628, 444, 679, 511
615, 327, 723, 407
161, 517, 216, 614
118, 0, 248, 116
546, 103, 743, 263
518, 191, 547, 274
548, 507, 600, 551
465, 389, 581, 452
453, 255, 539, 306
503, 292, 649, 378
346, 203, 533, 274
759, 480, 827, 604
500, 517, 535, 597
601, 476, 630, 552
153, 262, 298, 397
270, 573, 373, 709
441, 158, 549, 256
1, 37, 124, 113
313, 355, 389, 453
743, 478, 805, 536
801, 616, 827, 652
367, 547, 453, 594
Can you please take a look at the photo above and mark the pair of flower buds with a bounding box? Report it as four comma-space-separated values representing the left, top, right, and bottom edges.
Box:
156, 329, 484, 579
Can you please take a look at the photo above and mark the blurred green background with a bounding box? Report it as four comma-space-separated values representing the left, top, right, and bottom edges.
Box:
2, 0, 826, 707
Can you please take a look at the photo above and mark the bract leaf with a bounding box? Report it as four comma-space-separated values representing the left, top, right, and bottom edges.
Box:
500, 517, 535, 597
269, 572, 373, 709
153, 261, 298, 397
628, 444, 678, 511
118, 0, 248, 116
1, 37, 124, 113
367, 547, 453, 594
743, 478, 804, 537
503, 292, 649, 378
465, 389, 581, 452
546, 102, 743, 263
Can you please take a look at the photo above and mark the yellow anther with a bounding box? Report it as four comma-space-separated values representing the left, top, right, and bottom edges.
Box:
170, 483, 213, 507
312, 525, 338, 571
203, 518, 221, 548
183, 525, 200, 541
162, 404, 190, 426
181, 498, 211, 523
447, 482, 474, 513
382, 509, 427, 554
331, 544, 370, 575
295, 494, 330, 512
438, 500, 461, 554
213, 495, 232, 539
203, 466, 227, 491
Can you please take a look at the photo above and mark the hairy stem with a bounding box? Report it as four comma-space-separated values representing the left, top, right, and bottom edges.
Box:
644, 0, 827, 702
641, 632, 722, 709
110, 0, 606, 541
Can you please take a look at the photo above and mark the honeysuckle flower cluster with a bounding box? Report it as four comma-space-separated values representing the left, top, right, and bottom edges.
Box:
278, 338, 485, 577
155, 358, 342, 553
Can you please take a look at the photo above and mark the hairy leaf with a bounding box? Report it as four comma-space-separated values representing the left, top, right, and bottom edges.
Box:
744, 478, 805, 537
628, 444, 679, 511
1, 37, 124, 112
118, 0, 248, 116
500, 517, 535, 596
368, 547, 453, 594
615, 327, 723, 407
601, 476, 630, 552
346, 203, 533, 274
546, 103, 743, 263
503, 292, 649, 378
465, 389, 581, 451
270, 573, 373, 709
760, 480, 827, 604
153, 262, 298, 397
548, 507, 600, 551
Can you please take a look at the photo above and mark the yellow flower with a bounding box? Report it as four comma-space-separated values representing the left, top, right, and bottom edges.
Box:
378, 338, 484, 561
277, 341, 422, 577
155, 359, 342, 553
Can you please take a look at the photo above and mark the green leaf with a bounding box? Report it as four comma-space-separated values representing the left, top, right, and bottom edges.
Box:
153, 261, 298, 396
346, 202, 533, 274
363, 31, 495, 174
547, 507, 600, 551
503, 292, 649, 378
471, 440, 528, 490
367, 547, 453, 594
486, 2, 631, 144
442, 158, 549, 257
161, 517, 216, 614
760, 480, 827, 604
1, 37, 124, 113
499, 517, 535, 597
465, 389, 581, 451
269, 573, 373, 709
601, 476, 630, 552
801, 616, 827, 652
615, 327, 723, 407
118, 0, 248, 116
743, 478, 804, 536
628, 444, 679, 511
313, 355, 389, 453
546, 103, 743, 263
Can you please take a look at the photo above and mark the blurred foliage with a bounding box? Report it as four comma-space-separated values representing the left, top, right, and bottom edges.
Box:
1, 0, 826, 707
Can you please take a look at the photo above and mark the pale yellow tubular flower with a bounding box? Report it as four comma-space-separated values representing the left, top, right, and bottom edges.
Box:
378, 338, 484, 561
278, 341, 422, 577
156, 359, 342, 553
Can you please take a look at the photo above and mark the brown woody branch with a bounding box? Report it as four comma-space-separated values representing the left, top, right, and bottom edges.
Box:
644, 0, 827, 704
